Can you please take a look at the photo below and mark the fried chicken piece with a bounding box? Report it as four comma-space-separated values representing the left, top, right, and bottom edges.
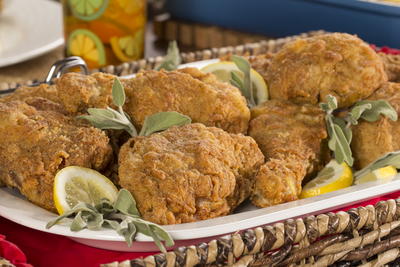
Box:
247, 53, 274, 83
118, 123, 264, 225
3, 69, 250, 134
0, 72, 116, 115
0, 98, 113, 211
249, 100, 328, 207
0, 83, 60, 103
379, 53, 400, 83
123, 68, 250, 134
266, 33, 387, 108
352, 82, 400, 169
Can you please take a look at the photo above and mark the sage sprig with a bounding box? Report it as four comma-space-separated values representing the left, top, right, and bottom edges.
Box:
155, 41, 181, 71
320, 95, 398, 167
46, 189, 174, 252
139, 111, 191, 136
79, 78, 191, 137
355, 151, 400, 179
78, 78, 137, 137
230, 55, 256, 107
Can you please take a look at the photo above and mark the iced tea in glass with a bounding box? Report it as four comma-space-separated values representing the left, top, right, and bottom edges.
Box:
62, 0, 146, 68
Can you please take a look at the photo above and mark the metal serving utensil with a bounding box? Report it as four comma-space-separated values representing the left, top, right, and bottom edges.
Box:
0, 56, 89, 95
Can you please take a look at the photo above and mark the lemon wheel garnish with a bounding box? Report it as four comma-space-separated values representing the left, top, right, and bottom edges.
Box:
68, 0, 109, 21
53, 166, 118, 215
110, 30, 144, 62
300, 160, 353, 199
67, 29, 106, 66
354, 165, 397, 185
201, 61, 269, 105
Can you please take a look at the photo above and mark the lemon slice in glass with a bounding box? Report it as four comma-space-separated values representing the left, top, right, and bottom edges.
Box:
200, 61, 269, 105
110, 30, 144, 62
354, 166, 397, 185
53, 166, 118, 215
67, 29, 106, 67
300, 160, 353, 199
68, 0, 109, 21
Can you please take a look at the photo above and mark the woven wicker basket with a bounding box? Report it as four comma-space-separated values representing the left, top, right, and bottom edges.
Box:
4, 30, 400, 266
103, 199, 400, 267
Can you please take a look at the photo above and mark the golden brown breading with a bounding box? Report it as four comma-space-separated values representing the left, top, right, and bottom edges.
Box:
266, 33, 387, 108
3, 70, 250, 134
0, 83, 60, 103
56, 72, 116, 114
249, 100, 328, 207
0, 98, 113, 211
247, 53, 274, 83
379, 53, 400, 83
118, 123, 264, 225
0, 72, 116, 115
352, 82, 400, 169
123, 68, 250, 134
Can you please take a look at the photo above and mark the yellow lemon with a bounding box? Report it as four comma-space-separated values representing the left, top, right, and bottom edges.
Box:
201, 61, 269, 105
68, 0, 109, 21
354, 166, 397, 185
110, 30, 144, 62
53, 166, 118, 215
300, 160, 353, 199
67, 29, 106, 67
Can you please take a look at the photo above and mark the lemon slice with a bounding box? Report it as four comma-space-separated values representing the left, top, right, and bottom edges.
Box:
68, 0, 109, 21
54, 166, 118, 215
201, 61, 269, 105
67, 29, 106, 67
300, 160, 353, 199
110, 30, 144, 62
354, 166, 397, 185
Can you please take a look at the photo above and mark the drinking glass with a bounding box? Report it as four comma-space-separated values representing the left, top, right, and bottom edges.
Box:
62, 0, 146, 69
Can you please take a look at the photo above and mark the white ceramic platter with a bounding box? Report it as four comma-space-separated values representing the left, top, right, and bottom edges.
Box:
1, 179, 400, 252
1, 59, 400, 252
0, 0, 64, 67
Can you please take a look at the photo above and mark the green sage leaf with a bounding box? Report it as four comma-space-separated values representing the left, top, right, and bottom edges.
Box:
70, 211, 88, 231
332, 117, 352, 143
230, 55, 255, 107
112, 78, 126, 107
349, 103, 372, 125
139, 111, 192, 136
114, 189, 140, 216
87, 108, 117, 119
230, 71, 245, 92
319, 103, 330, 112
155, 41, 181, 71
357, 100, 398, 122
326, 95, 338, 110
331, 124, 354, 166
47, 189, 174, 252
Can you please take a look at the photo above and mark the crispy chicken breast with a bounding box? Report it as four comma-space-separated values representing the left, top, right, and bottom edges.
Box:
249, 100, 328, 207
266, 33, 387, 108
0, 98, 113, 211
3, 69, 250, 134
118, 123, 264, 225
123, 68, 250, 134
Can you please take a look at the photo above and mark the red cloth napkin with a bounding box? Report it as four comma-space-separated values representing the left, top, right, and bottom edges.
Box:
1, 191, 400, 267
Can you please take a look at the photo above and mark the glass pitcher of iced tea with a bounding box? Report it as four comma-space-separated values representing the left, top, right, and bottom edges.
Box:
62, 0, 146, 69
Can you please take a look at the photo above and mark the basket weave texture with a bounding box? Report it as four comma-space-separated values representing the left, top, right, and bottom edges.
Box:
103, 199, 400, 267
